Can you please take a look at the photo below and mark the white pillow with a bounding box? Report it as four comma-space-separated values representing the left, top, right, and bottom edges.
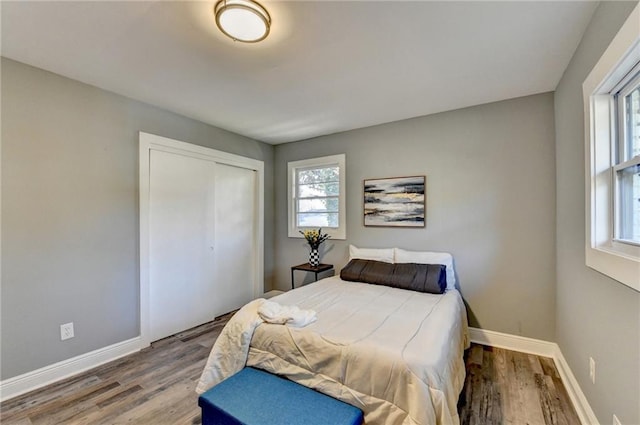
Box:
349, 245, 394, 264
394, 248, 456, 290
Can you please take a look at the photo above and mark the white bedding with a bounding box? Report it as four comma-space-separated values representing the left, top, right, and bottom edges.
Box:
196, 299, 317, 393
201, 276, 469, 425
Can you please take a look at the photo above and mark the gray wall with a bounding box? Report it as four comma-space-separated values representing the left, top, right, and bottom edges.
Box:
554, 2, 640, 424
1, 58, 275, 380
273, 93, 557, 341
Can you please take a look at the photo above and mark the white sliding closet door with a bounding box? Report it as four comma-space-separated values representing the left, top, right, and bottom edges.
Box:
213, 163, 256, 313
149, 150, 218, 342
148, 150, 259, 343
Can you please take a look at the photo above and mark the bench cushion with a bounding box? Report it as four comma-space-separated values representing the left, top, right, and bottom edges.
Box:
198, 367, 363, 425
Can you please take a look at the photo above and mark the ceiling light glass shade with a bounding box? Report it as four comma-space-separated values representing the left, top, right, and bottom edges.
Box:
214, 0, 271, 43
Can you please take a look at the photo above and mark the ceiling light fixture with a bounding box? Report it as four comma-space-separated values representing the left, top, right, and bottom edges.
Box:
214, 0, 271, 43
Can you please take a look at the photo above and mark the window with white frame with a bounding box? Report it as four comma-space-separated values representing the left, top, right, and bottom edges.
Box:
614, 69, 640, 244
583, 2, 640, 291
288, 154, 346, 240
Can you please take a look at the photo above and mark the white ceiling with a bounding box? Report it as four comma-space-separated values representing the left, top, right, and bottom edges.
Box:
1, 1, 597, 144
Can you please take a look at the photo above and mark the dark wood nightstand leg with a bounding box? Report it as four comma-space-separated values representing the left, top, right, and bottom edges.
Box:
291, 269, 295, 290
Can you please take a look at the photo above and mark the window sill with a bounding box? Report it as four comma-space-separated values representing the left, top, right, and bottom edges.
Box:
613, 238, 640, 248
586, 245, 640, 292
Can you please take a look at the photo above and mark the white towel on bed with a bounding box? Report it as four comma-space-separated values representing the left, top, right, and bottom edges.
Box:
258, 299, 317, 327
196, 298, 316, 394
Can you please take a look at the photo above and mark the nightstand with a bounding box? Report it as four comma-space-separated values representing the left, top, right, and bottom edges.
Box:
291, 263, 334, 289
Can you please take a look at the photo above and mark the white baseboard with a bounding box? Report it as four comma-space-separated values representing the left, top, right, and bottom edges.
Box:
553, 346, 600, 425
468, 326, 557, 357
0, 337, 143, 402
263, 290, 285, 299
469, 327, 598, 425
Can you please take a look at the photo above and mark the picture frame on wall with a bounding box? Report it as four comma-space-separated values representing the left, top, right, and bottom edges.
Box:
363, 175, 425, 227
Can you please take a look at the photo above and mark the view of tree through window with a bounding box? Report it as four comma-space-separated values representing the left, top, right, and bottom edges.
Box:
296, 166, 340, 228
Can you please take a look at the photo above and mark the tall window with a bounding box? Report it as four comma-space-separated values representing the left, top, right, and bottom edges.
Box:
288, 154, 346, 239
615, 70, 640, 244
583, 2, 640, 291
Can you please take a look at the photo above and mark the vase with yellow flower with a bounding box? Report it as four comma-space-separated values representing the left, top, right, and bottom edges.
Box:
300, 228, 330, 267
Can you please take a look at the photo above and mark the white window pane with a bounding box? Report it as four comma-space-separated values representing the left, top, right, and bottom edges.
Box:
297, 213, 339, 228
298, 198, 339, 213
617, 163, 640, 242
625, 83, 640, 159
298, 182, 340, 197
297, 167, 339, 185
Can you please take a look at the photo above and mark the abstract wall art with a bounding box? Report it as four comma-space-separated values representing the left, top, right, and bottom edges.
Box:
363, 176, 425, 227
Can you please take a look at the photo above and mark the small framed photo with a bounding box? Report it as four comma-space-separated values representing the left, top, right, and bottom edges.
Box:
363, 176, 425, 227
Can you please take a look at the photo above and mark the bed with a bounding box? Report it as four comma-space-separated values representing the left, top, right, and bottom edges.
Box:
198, 249, 469, 425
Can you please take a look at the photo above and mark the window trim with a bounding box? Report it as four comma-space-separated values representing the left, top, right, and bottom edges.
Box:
583, 2, 640, 292
287, 154, 346, 240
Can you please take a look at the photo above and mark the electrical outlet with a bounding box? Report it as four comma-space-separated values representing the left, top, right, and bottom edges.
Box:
60, 322, 74, 341
613, 414, 622, 425
589, 357, 596, 384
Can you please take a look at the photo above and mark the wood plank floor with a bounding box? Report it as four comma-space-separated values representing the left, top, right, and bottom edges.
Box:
457, 344, 579, 425
1, 313, 580, 425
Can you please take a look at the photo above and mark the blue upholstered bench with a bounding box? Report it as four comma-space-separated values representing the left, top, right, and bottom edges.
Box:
198, 367, 363, 425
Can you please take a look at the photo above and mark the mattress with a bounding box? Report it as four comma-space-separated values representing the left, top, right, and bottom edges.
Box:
246, 276, 469, 425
